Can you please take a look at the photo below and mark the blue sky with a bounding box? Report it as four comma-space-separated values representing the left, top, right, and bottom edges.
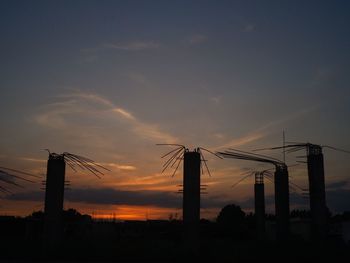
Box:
1, 0, 350, 219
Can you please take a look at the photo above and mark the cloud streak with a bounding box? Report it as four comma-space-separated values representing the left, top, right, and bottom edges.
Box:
102, 162, 137, 171
112, 108, 136, 120
242, 24, 255, 32
19, 157, 47, 163
215, 132, 266, 150
82, 41, 160, 53
214, 106, 318, 150
102, 41, 160, 51
34, 91, 177, 143
187, 34, 208, 45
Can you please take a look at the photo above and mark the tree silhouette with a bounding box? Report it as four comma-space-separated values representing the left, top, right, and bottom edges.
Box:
290, 209, 311, 219
216, 204, 257, 240
217, 204, 245, 225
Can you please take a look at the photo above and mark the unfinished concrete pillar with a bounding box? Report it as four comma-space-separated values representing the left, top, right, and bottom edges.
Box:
183, 149, 201, 255
254, 172, 265, 240
183, 150, 201, 224
274, 164, 290, 241
43, 153, 65, 254
307, 145, 327, 241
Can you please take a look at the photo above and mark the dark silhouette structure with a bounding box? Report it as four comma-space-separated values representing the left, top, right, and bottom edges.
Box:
307, 144, 328, 241
1, 209, 350, 262
158, 144, 220, 255
274, 163, 290, 241
43, 153, 66, 253
182, 149, 201, 254
256, 142, 334, 241
218, 149, 290, 241
230, 169, 270, 240
158, 144, 220, 225
254, 171, 266, 240
42, 151, 108, 255
306, 144, 327, 241
183, 149, 201, 226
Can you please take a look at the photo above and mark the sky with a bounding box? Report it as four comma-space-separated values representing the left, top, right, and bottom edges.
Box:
1, 0, 350, 220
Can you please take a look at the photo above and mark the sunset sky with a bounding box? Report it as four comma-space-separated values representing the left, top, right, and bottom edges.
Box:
1, 0, 350, 220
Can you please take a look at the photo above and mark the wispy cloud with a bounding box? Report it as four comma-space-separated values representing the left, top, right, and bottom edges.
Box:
112, 108, 135, 120
19, 157, 46, 163
83, 55, 99, 63
214, 106, 318, 150
101, 162, 137, 171
235, 16, 256, 33
35, 100, 78, 129
215, 132, 266, 150
34, 91, 177, 143
242, 24, 256, 32
82, 41, 160, 53
103, 41, 160, 51
210, 96, 222, 104
131, 122, 177, 143
311, 67, 335, 87
113, 173, 175, 190
187, 34, 208, 45
127, 72, 148, 85
58, 92, 114, 107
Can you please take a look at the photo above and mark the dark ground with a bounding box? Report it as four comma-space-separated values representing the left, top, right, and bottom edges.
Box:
0, 213, 349, 262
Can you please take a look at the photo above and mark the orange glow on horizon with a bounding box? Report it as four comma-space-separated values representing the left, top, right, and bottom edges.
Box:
85, 205, 181, 221
0, 199, 222, 221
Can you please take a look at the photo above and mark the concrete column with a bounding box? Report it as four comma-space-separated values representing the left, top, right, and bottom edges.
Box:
183, 150, 201, 225
274, 165, 290, 241
43, 154, 65, 254
254, 179, 265, 240
307, 145, 327, 241
183, 150, 201, 256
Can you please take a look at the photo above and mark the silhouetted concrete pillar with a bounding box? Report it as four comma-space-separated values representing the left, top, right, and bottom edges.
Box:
183, 149, 201, 255
254, 173, 265, 240
274, 165, 290, 241
307, 145, 327, 241
183, 150, 201, 225
43, 154, 65, 254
